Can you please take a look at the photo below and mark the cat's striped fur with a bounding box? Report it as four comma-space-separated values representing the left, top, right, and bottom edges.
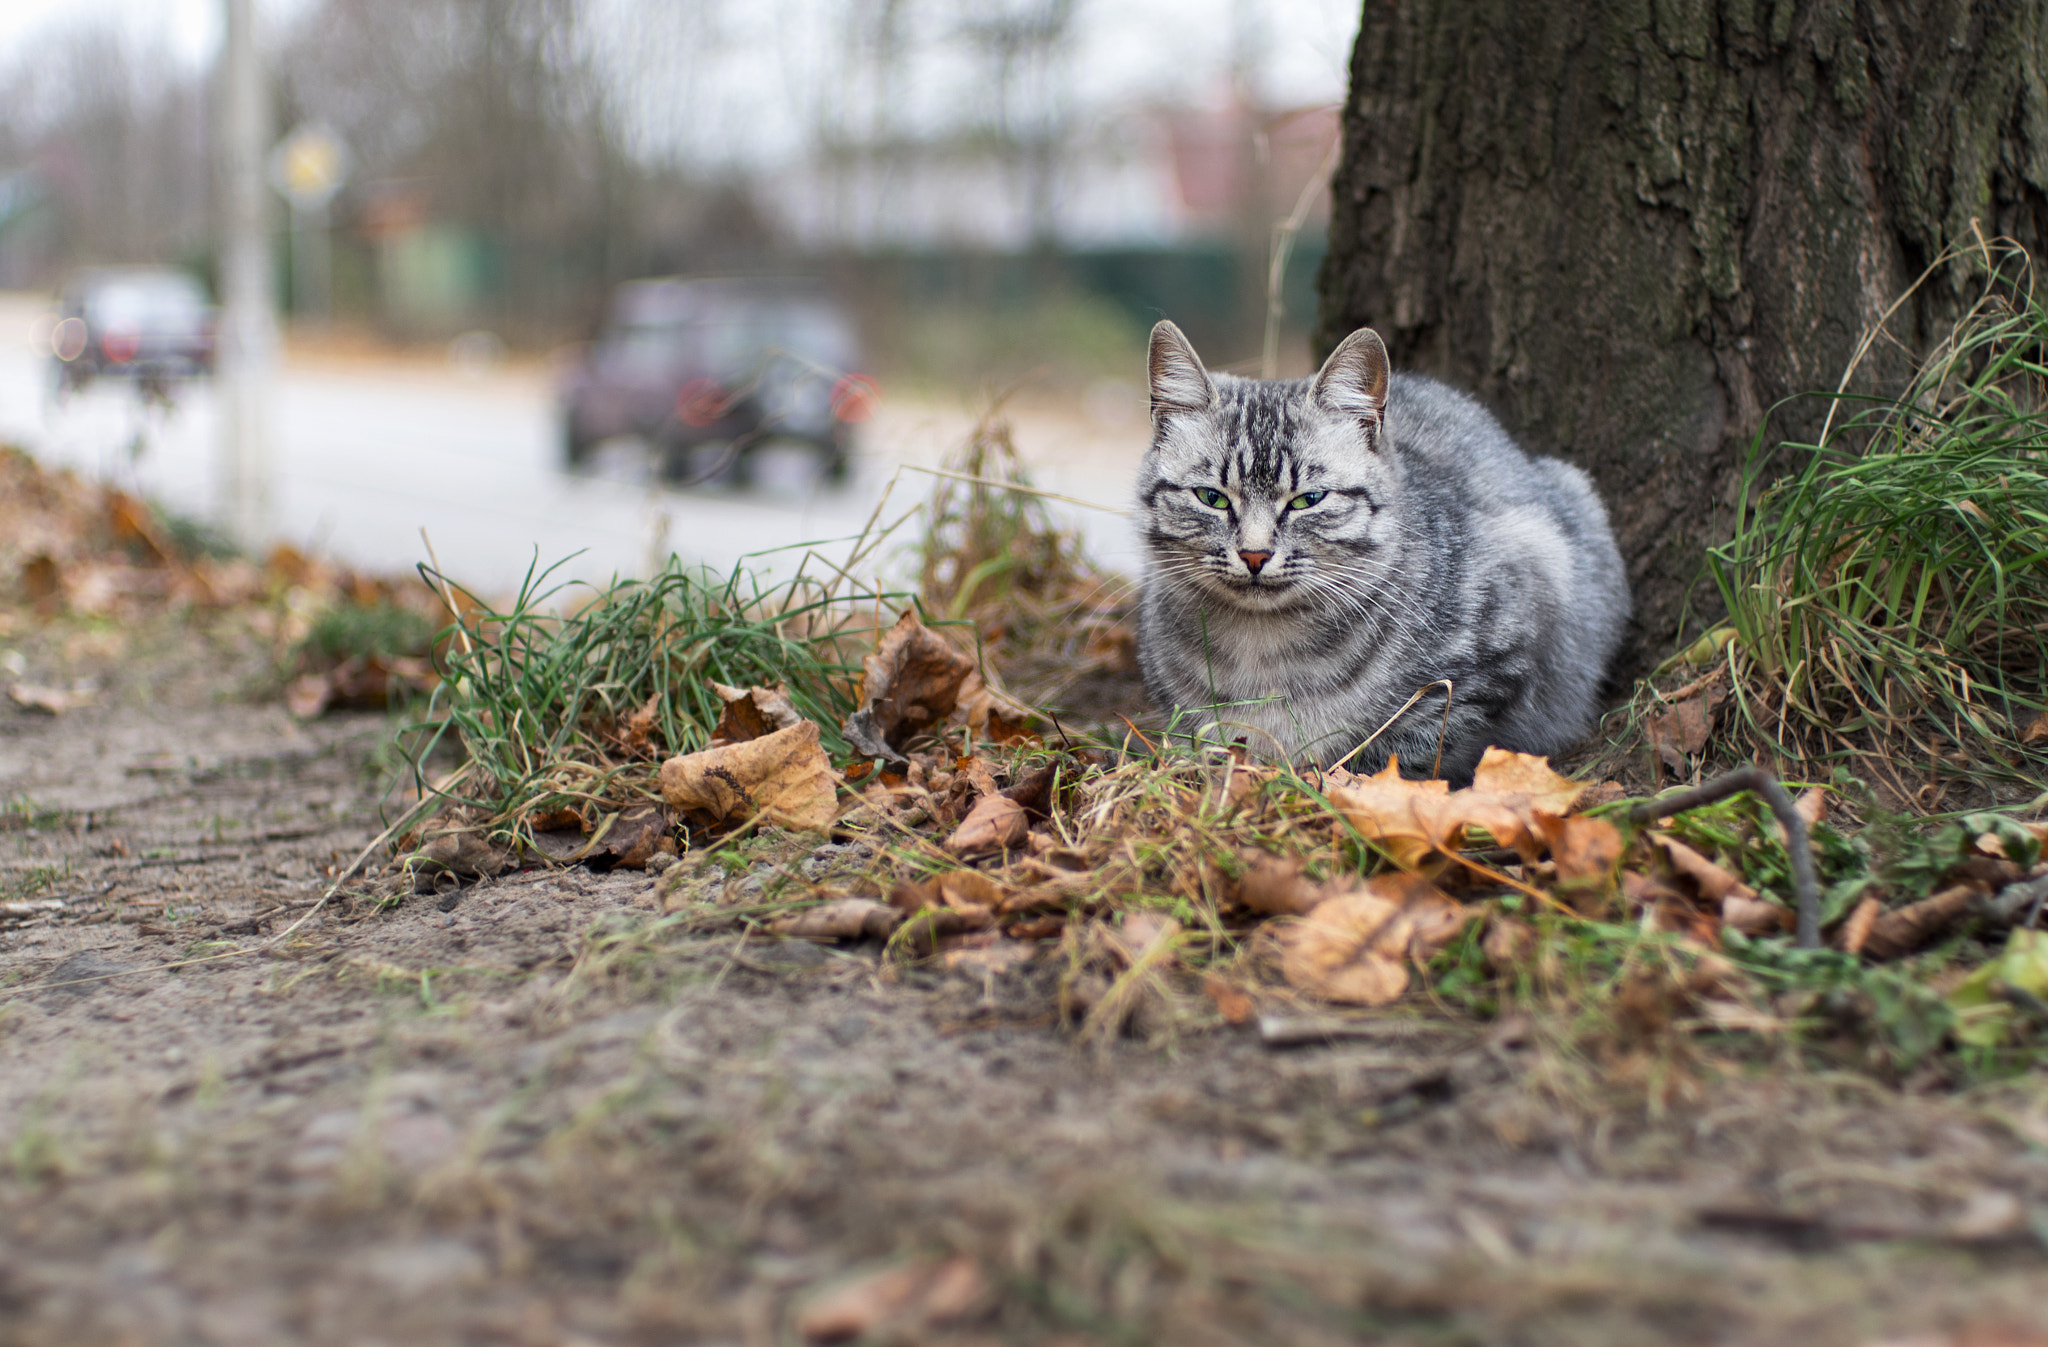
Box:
1134, 320, 1629, 780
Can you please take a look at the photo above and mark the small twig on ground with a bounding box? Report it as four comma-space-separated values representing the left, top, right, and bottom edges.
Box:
1631, 766, 1822, 949
1256, 1014, 1447, 1049
1990, 875, 2048, 929
1997, 980, 2048, 1029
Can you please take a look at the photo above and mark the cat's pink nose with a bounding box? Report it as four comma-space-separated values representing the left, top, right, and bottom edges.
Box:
1238, 550, 1273, 575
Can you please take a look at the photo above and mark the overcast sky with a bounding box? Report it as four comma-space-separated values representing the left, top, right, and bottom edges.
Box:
1, 0, 1359, 171
601, 0, 1359, 170
0, 0, 229, 68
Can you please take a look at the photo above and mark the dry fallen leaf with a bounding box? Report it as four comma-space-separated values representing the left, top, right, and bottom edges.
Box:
1652, 834, 1757, 902
1863, 883, 1980, 960
1537, 813, 1624, 882
1577, 780, 1628, 809
1319, 761, 1456, 870
936, 869, 1005, 910
1110, 911, 1182, 965
1276, 873, 1473, 1006
616, 695, 661, 757
768, 898, 903, 942
527, 827, 592, 863
8, 682, 88, 715
843, 609, 976, 755
285, 655, 437, 719
659, 718, 838, 832
599, 803, 672, 868
1795, 787, 1828, 829
1323, 749, 1588, 870
1481, 913, 1534, 971
1645, 688, 1724, 756
1469, 747, 1590, 814
938, 756, 1002, 825
415, 829, 514, 879
951, 665, 1036, 743
1000, 761, 1059, 818
889, 870, 1003, 932
796, 1255, 986, 1344
1620, 868, 1721, 942
1202, 972, 1256, 1025
1838, 894, 1882, 955
945, 793, 1028, 855
979, 706, 1038, 744
1722, 895, 1793, 935
709, 681, 803, 746
1232, 852, 1325, 915
525, 804, 587, 833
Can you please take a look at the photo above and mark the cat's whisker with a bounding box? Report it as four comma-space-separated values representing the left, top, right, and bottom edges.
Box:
1075, 574, 1146, 609
1305, 567, 1435, 630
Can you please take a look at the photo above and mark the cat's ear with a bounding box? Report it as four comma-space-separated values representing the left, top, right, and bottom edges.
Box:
1148, 320, 1216, 416
1312, 327, 1390, 425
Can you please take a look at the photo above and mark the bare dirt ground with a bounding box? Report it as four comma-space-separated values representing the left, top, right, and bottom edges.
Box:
5, 619, 2048, 1347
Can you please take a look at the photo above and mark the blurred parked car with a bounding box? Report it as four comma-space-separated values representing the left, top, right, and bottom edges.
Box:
49, 266, 216, 393
557, 276, 873, 482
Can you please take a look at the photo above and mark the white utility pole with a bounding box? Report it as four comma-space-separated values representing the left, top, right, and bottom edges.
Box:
218, 0, 275, 548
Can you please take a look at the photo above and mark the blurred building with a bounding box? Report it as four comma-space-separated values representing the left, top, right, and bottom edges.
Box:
764, 98, 1337, 252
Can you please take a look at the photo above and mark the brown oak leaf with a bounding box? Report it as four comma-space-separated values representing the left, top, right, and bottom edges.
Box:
843, 609, 976, 753
708, 681, 803, 746
659, 719, 838, 832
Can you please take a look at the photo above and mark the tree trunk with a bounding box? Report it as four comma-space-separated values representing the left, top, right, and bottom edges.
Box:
1316, 0, 2048, 678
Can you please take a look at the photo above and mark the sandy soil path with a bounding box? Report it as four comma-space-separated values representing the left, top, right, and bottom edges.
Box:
2, 623, 2046, 1346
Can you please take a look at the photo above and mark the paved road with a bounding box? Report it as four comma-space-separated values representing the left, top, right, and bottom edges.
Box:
0, 295, 1149, 597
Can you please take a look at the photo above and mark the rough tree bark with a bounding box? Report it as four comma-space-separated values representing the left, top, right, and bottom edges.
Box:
1316, 0, 2048, 677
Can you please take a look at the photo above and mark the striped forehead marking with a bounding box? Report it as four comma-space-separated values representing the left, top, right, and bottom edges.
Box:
1216, 381, 1308, 489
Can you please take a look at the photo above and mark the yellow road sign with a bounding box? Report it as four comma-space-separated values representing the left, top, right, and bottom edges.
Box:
269, 122, 350, 208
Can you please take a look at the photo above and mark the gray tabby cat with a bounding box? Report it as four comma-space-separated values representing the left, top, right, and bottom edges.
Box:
1134, 320, 1629, 780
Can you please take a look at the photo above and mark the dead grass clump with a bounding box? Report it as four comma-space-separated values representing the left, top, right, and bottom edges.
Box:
0, 443, 450, 716
916, 411, 1138, 715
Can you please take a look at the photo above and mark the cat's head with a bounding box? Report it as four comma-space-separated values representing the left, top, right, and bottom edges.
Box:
1138, 320, 1396, 613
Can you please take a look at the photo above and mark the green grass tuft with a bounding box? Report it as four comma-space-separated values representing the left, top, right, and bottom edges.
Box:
301, 601, 437, 665
1705, 241, 2048, 786
398, 548, 909, 832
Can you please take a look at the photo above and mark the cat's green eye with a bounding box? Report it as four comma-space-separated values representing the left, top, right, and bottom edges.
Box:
1193, 487, 1231, 510
1287, 491, 1328, 511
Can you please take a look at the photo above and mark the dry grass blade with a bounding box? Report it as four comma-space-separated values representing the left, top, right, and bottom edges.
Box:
916, 408, 1138, 715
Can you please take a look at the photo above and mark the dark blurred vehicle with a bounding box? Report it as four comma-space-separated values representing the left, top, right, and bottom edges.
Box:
49, 267, 216, 394
557, 277, 874, 482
